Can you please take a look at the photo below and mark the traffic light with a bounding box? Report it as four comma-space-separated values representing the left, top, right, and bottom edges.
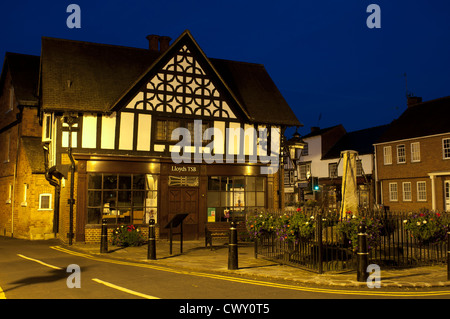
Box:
312, 177, 319, 191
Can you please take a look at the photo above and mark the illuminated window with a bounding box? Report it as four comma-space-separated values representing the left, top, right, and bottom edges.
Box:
402, 182, 411, 201
443, 138, 450, 159
411, 142, 420, 162
417, 182, 427, 201
397, 145, 406, 163
383, 146, 392, 165
389, 183, 398, 202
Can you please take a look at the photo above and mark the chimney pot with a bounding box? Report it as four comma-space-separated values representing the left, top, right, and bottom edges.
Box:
311, 126, 320, 133
146, 35, 160, 51
407, 96, 422, 107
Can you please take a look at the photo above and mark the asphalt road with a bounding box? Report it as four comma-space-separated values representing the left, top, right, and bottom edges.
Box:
1, 237, 449, 312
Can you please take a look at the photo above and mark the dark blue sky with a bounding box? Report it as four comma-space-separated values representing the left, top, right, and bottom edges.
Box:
1, 1, 449, 136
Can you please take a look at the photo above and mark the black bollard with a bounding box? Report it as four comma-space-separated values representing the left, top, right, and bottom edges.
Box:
228, 221, 238, 270
148, 219, 156, 260
357, 223, 369, 282
100, 218, 108, 253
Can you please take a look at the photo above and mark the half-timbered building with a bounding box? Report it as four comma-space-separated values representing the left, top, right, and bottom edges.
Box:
39, 30, 301, 242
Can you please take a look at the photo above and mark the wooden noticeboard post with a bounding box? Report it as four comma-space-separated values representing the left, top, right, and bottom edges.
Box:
164, 213, 189, 255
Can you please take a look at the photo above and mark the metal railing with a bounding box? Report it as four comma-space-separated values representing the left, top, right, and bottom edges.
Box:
254, 209, 449, 273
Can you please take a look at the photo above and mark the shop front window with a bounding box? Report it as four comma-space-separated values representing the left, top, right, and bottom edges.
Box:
87, 174, 158, 225
207, 176, 265, 222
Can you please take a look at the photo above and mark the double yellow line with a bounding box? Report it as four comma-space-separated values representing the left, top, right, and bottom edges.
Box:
50, 245, 450, 298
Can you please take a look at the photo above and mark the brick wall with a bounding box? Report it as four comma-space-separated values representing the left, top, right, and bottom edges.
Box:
376, 134, 450, 211
85, 224, 152, 244
376, 134, 450, 180
21, 107, 42, 137
57, 169, 78, 243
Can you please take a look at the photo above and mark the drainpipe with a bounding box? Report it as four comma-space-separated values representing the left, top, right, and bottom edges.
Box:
43, 143, 60, 234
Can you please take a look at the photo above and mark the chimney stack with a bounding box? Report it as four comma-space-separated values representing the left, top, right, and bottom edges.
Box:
146, 35, 172, 52
310, 126, 320, 133
407, 96, 422, 108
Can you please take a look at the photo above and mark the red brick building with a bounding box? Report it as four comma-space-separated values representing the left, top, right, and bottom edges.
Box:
0, 53, 56, 239
374, 96, 450, 212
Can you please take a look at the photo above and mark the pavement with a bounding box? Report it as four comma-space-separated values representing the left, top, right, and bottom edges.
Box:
64, 239, 450, 289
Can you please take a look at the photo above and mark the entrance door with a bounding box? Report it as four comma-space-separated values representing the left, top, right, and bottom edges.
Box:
168, 187, 199, 239
445, 181, 450, 212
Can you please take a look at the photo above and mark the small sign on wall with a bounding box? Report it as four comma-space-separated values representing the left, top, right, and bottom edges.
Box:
207, 208, 216, 222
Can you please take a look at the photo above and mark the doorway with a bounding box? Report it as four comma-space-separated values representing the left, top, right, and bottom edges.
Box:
168, 187, 199, 239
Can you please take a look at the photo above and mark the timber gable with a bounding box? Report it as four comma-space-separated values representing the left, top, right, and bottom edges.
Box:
112, 30, 247, 122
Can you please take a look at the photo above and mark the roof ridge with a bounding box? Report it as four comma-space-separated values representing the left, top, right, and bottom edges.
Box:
210, 57, 264, 67
41, 36, 150, 53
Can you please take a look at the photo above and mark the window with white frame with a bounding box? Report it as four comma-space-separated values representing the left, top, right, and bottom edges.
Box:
443, 138, 450, 159
302, 143, 308, 156
39, 193, 52, 210
356, 160, 363, 176
21, 184, 28, 207
397, 145, 406, 163
389, 183, 398, 201
417, 181, 427, 201
383, 146, 392, 165
328, 162, 338, 178
402, 182, 412, 201
6, 184, 12, 204
411, 142, 420, 162
42, 114, 52, 142
299, 162, 311, 180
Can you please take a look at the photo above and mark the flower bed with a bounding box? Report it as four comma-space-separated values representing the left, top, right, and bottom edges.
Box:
336, 214, 382, 252
111, 224, 145, 247
403, 211, 449, 244
246, 209, 316, 243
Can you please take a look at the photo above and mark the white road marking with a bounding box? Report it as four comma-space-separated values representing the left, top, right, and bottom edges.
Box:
92, 278, 160, 299
17, 254, 63, 270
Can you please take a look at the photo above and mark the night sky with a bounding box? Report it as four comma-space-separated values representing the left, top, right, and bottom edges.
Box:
1, 1, 449, 137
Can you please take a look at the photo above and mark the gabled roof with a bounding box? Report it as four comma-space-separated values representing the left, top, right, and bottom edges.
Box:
0, 52, 40, 106
40, 30, 301, 127
376, 96, 450, 144
322, 124, 389, 159
210, 58, 300, 126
